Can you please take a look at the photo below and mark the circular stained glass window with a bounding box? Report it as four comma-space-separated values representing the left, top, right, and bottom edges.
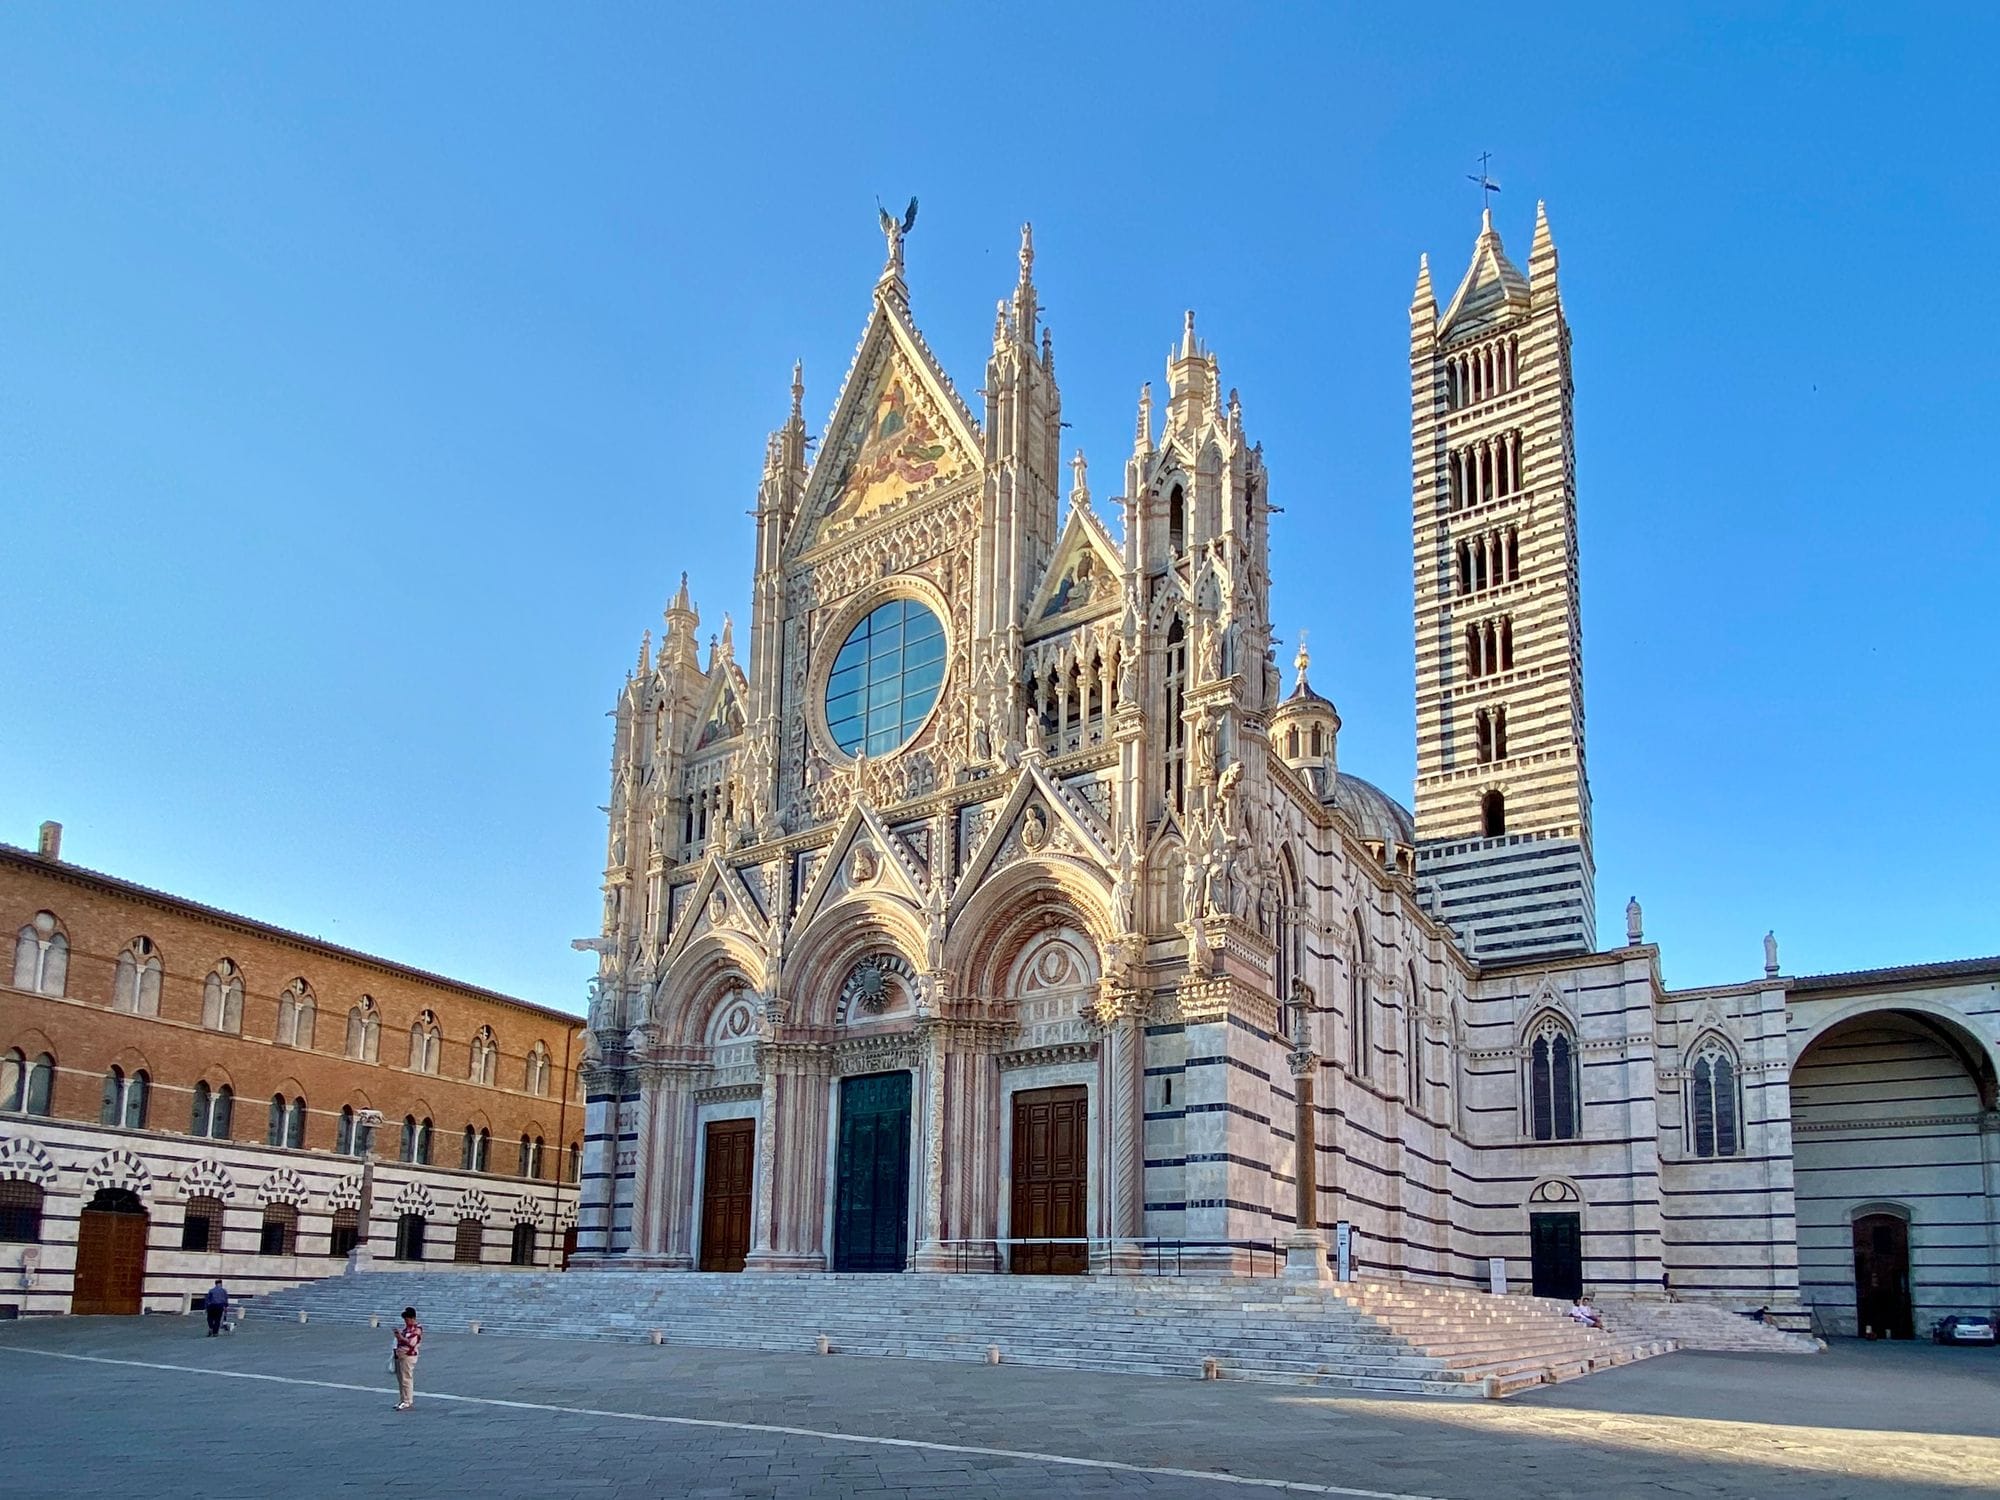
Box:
824, 598, 947, 758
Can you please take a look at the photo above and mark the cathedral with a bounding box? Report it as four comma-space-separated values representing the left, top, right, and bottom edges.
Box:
572, 207, 1999, 1338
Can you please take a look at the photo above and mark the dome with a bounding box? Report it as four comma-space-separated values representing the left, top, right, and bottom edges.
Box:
1328, 772, 1416, 849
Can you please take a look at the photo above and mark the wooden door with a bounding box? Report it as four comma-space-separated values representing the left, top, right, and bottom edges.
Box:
1529, 1211, 1582, 1300
73, 1191, 148, 1315
1011, 1086, 1088, 1275
1853, 1213, 1913, 1339
833, 1072, 911, 1272
699, 1118, 755, 1272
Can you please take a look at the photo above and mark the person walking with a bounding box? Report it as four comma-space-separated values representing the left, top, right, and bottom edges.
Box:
391, 1306, 423, 1410
203, 1279, 229, 1336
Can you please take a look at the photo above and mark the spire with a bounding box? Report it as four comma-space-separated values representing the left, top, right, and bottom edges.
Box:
1134, 383, 1153, 454
789, 360, 804, 426
1411, 253, 1435, 312
1011, 221, 1038, 342
1069, 449, 1090, 513
718, 612, 735, 662
1294, 629, 1310, 689
636, 629, 652, 679
1166, 312, 1215, 434
664, 572, 700, 662
1529, 199, 1558, 295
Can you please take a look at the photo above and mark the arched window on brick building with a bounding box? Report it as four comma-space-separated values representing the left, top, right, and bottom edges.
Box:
114, 939, 164, 1016
11, 912, 68, 997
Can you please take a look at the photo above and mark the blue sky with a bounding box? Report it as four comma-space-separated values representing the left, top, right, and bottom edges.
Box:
3, 5, 1994, 1010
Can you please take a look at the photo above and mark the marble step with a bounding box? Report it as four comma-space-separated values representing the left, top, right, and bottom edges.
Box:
254, 1270, 1669, 1398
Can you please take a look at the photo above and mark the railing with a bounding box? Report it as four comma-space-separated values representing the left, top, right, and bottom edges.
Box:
936, 1237, 1285, 1278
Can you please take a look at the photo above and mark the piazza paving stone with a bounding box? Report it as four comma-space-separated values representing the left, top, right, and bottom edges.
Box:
0, 1316, 1994, 1498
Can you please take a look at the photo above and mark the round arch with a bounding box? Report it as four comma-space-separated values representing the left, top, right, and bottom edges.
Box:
655, 931, 767, 1048
946, 855, 1113, 1000
782, 894, 927, 1029
1790, 1000, 1999, 1109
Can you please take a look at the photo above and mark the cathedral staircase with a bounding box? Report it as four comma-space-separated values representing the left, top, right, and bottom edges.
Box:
1591, 1297, 1822, 1354
251, 1271, 1672, 1398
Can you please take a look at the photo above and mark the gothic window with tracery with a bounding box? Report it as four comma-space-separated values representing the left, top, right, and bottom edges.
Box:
12, 911, 68, 997
1688, 1036, 1742, 1158
525, 1042, 550, 1095
202, 960, 245, 1033
277, 980, 316, 1049
469, 1026, 498, 1086
114, 938, 164, 1015
100, 1065, 149, 1128
1163, 618, 1188, 815
346, 997, 381, 1062
408, 1011, 442, 1074
1527, 1016, 1578, 1141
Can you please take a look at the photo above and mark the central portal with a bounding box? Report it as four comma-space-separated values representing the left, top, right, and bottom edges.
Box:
1010, 1086, 1088, 1274
833, 1071, 911, 1272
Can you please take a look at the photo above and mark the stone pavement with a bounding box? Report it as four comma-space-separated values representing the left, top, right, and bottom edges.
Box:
0, 1317, 1995, 1499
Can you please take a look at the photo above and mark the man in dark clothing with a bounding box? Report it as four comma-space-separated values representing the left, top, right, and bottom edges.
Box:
203, 1279, 229, 1335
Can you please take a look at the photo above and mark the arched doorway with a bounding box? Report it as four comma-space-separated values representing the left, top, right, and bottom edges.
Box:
1852, 1211, 1913, 1340
73, 1187, 148, 1314
1791, 1008, 1998, 1337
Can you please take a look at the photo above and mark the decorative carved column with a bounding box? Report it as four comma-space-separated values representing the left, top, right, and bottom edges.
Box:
743, 1040, 830, 1272
911, 1016, 1008, 1273
1092, 989, 1146, 1272
911, 1021, 950, 1269
638, 1061, 702, 1269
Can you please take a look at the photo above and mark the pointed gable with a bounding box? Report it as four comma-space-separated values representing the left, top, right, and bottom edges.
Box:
791, 295, 982, 556
688, 660, 750, 753
1026, 503, 1122, 635
1438, 210, 1531, 341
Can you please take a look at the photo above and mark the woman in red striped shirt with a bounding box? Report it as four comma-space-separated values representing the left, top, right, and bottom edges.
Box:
392, 1307, 423, 1410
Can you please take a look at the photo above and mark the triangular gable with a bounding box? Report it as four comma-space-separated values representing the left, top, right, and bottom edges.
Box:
790, 297, 982, 556
687, 663, 749, 753
791, 797, 931, 934
950, 762, 1113, 923
1439, 216, 1531, 339
1026, 504, 1123, 635
662, 852, 769, 965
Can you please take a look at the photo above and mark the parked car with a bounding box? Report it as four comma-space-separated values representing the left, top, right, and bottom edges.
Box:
1931, 1315, 1996, 1346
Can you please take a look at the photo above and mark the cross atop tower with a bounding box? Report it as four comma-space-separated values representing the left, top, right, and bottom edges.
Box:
1466, 152, 1501, 213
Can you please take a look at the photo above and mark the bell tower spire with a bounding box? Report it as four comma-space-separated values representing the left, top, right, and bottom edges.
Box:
1411, 201, 1594, 959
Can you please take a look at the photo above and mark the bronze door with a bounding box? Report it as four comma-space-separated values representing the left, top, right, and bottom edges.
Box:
1853, 1213, 1913, 1339
1011, 1086, 1088, 1275
833, 1072, 912, 1272
699, 1118, 755, 1272
73, 1190, 148, 1315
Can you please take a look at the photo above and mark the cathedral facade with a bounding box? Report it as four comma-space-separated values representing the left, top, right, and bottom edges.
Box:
573, 211, 1999, 1338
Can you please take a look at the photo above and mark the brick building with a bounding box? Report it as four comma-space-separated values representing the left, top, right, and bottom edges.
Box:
0, 825, 586, 1316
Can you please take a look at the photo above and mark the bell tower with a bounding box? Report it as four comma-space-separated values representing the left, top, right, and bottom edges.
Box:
1410, 203, 1595, 960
